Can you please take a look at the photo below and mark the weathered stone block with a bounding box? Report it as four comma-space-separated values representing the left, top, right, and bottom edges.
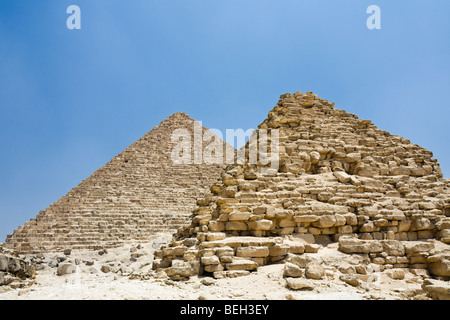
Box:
312, 215, 336, 228
339, 237, 383, 254
334, 171, 351, 183
268, 244, 290, 256
57, 263, 76, 276
305, 263, 324, 280
285, 277, 314, 290
293, 215, 319, 223
225, 259, 258, 271
410, 218, 433, 231
229, 212, 251, 221
201, 255, 220, 266
404, 241, 434, 254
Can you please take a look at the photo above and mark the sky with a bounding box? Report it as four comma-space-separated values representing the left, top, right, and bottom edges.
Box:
0, 0, 449, 241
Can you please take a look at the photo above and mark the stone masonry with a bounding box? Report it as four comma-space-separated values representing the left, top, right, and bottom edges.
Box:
5, 113, 232, 254
153, 91, 450, 281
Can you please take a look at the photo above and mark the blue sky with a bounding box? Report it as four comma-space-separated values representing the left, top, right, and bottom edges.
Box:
0, 0, 449, 241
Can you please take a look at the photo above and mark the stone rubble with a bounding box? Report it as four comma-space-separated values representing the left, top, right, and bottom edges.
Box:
0, 245, 36, 291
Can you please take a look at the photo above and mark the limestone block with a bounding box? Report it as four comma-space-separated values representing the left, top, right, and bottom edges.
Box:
417, 230, 434, 239
338, 237, 383, 254
360, 221, 375, 233
236, 246, 270, 258
309, 151, 320, 164
407, 232, 418, 241
277, 227, 295, 235
208, 221, 225, 232
345, 153, 362, 163
422, 279, 450, 300
253, 207, 267, 215
166, 260, 193, 279
312, 215, 336, 228
398, 219, 412, 232
285, 277, 314, 290
183, 249, 199, 262
338, 225, 353, 234
225, 221, 248, 231
225, 259, 258, 271
436, 219, 450, 230
220, 256, 233, 263
152, 258, 170, 269
343, 213, 358, 226
381, 241, 405, 256
215, 246, 234, 257
229, 212, 251, 221
339, 274, 361, 287
57, 263, 76, 276
204, 264, 224, 273
334, 171, 351, 183
410, 218, 433, 231
288, 243, 305, 254
286, 253, 322, 268
206, 233, 226, 241
279, 218, 296, 228
338, 263, 356, 274
334, 214, 347, 227
162, 246, 188, 257
305, 244, 321, 253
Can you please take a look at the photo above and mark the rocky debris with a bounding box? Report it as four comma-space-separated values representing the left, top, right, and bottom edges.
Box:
422, 279, 450, 300
0, 247, 36, 289
339, 274, 361, 287
305, 263, 325, 280
153, 235, 323, 280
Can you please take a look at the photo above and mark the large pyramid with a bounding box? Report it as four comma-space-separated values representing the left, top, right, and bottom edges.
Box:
5, 113, 233, 254
153, 91, 450, 280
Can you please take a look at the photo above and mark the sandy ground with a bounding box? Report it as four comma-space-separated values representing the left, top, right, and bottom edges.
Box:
0, 234, 431, 300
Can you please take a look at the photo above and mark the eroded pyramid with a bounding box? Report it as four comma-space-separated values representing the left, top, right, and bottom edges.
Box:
153, 91, 450, 280
5, 113, 232, 253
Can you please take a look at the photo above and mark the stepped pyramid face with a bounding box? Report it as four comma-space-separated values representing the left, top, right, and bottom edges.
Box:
154, 91, 450, 280
5, 112, 233, 254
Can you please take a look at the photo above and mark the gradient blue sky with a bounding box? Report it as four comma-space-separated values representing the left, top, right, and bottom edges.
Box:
0, 1, 449, 241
